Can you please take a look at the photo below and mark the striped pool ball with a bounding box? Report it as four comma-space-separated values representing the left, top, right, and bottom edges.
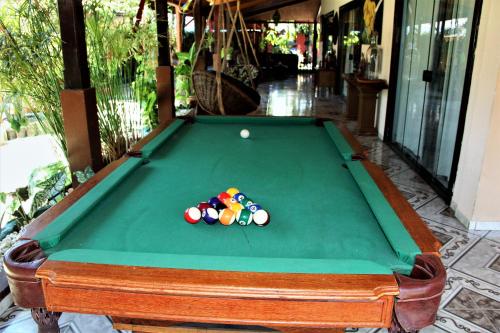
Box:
253, 209, 270, 227
248, 204, 262, 214
240, 198, 254, 208
202, 207, 219, 224
233, 193, 247, 203
184, 207, 201, 224
226, 187, 240, 197
223, 197, 238, 207
218, 208, 236, 226
236, 209, 253, 226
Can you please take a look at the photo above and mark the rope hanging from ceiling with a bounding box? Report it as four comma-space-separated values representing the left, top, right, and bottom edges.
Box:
191, 0, 261, 115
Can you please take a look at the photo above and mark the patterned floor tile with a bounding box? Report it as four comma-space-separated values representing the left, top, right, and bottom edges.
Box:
393, 182, 438, 209
452, 238, 500, 287
417, 197, 488, 236
486, 231, 500, 243
436, 269, 500, 333
366, 150, 412, 177
0, 308, 126, 333
390, 168, 437, 192
424, 218, 482, 267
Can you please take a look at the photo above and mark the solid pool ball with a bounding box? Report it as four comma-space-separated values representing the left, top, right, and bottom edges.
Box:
202, 207, 219, 224
208, 197, 226, 210
184, 207, 202, 224
253, 209, 270, 226
236, 209, 253, 226
197, 202, 212, 212
248, 204, 262, 214
217, 192, 231, 203
219, 208, 236, 226
240, 129, 250, 139
226, 187, 240, 197
229, 202, 244, 213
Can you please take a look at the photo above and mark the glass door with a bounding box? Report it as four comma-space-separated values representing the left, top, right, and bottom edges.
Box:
392, 0, 478, 192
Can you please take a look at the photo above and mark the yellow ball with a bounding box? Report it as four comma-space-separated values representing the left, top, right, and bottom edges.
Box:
229, 202, 244, 213
226, 187, 240, 197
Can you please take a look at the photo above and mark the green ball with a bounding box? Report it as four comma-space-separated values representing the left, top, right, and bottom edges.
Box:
236, 209, 253, 226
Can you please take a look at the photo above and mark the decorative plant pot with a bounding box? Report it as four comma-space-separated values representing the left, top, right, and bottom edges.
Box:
6, 129, 17, 141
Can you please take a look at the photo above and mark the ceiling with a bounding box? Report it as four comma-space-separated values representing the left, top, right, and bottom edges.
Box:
245, 0, 321, 23
174, 0, 321, 22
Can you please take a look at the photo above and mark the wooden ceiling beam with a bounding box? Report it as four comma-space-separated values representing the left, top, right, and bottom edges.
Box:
242, 0, 310, 17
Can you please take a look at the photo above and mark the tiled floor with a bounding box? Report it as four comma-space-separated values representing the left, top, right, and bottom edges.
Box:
1, 75, 499, 333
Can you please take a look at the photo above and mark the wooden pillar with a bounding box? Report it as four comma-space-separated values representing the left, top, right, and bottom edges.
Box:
57, 0, 103, 178
175, 6, 183, 52
312, 20, 318, 70
155, 0, 175, 123
193, 0, 206, 71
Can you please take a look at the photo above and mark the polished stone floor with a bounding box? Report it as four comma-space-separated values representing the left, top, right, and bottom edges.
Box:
1, 75, 499, 333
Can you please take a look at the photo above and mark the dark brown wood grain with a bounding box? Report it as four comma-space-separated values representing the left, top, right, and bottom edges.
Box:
60, 89, 103, 183
157, 66, 175, 123
112, 317, 344, 333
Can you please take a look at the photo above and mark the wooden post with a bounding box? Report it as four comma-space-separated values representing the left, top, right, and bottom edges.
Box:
155, 0, 175, 123
193, 0, 206, 71
57, 0, 103, 179
175, 6, 183, 52
312, 19, 318, 70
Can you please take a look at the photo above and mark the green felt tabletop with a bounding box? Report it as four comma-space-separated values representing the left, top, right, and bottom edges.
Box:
35, 116, 420, 275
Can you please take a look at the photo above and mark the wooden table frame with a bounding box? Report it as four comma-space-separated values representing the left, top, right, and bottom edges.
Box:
3, 117, 441, 333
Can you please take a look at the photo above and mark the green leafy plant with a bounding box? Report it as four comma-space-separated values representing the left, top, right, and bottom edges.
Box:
344, 30, 361, 46
264, 28, 291, 54
0, 0, 66, 153
0, 95, 28, 133
174, 43, 197, 109
296, 24, 310, 35
0, 0, 160, 163
224, 64, 259, 87
204, 32, 215, 52
74, 166, 96, 185
0, 162, 70, 231
221, 46, 233, 60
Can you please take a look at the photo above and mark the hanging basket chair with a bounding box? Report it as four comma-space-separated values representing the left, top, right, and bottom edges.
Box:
192, 70, 261, 115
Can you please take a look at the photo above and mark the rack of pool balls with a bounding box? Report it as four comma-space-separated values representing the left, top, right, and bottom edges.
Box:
184, 188, 270, 227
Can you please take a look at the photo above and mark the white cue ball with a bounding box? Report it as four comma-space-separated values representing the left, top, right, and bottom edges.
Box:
240, 129, 250, 139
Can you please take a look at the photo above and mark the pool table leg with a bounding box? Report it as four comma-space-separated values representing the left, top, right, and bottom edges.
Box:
31, 308, 61, 333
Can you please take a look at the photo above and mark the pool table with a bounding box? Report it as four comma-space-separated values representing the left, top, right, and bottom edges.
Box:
4, 116, 445, 333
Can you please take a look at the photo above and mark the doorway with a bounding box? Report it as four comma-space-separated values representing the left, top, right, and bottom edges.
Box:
387, 0, 481, 201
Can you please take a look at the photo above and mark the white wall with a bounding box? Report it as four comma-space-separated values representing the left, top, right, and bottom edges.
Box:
451, 0, 500, 229
321, 0, 394, 138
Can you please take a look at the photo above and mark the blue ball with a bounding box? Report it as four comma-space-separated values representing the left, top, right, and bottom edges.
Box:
248, 204, 262, 213
208, 197, 226, 210
202, 208, 219, 224
233, 193, 247, 203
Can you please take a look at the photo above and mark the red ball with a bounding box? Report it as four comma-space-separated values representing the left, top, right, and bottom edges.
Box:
197, 202, 212, 212
184, 207, 202, 224
217, 192, 231, 202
